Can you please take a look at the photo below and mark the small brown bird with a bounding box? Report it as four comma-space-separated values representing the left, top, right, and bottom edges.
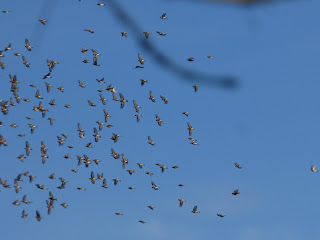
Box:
97, 3, 105, 6
113, 178, 121, 185
156, 31, 167, 36
149, 91, 156, 102
2, 10, 10, 13
191, 206, 200, 213
121, 32, 127, 37
135, 114, 142, 122
137, 163, 144, 169
143, 32, 150, 39
90, 171, 96, 184
93, 127, 100, 142
60, 203, 68, 208
311, 165, 318, 172
232, 189, 240, 196
139, 220, 147, 224
102, 178, 108, 188
21, 195, 31, 204
178, 199, 185, 207
58, 86, 64, 92
115, 212, 123, 216
146, 172, 153, 176
151, 181, 159, 190
43, 72, 51, 79
96, 121, 104, 131
187, 122, 194, 136
138, 53, 145, 65
140, 79, 148, 86
234, 162, 243, 169
39, 19, 47, 25
155, 114, 163, 126
4, 43, 11, 51
148, 206, 155, 210
128, 186, 135, 190
77, 187, 86, 190
22, 56, 30, 67
14, 52, 21, 56
36, 210, 42, 221
160, 95, 168, 104
22, 210, 28, 218
217, 214, 226, 218
148, 136, 155, 146
208, 55, 215, 59
104, 109, 112, 122
160, 13, 168, 19
193, 85, 199, 92
182, 112, 189, 116
84, 29, 94, 34
88, 99, 96, 107
187, 57, 194, 62
25, 39, 32, 51
49, 173, 56, 179
83, 59, 89, 63
81, 47, 88, 53
133, 100, 141, 113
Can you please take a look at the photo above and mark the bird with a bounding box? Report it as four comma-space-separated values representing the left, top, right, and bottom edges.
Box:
192, 206, 200, 213
187, 122, 194, 136
148, 136, 155, 146
217, 214, 226, 218
60, 203, 68, 208
25, 141, 32, 156
97, 3, 105, 6
151, 181, 159, 190
90, 171, 96, 184
143, 32, 150, 38
231, 188, 240, 196
149, 91, 156, 102
187, 57, 194, 62
311, 165, 318, 172
193, 85, 199, 92
148, 206, 155, 210
22, 56, 30, 67
160, 13, 168, 19
115, 212, 123, 216
93, 128, 101, 142
76, 80, 85, 89
139, 220, 147, 224
133, 100, 141, 113
140, 79, 148, 86
155, 114, 163, 126
160, 95, 168, 104
21, 210, 28, 218
138, 54, 145, 65
234, 162, 243, 169
102, 179, 109, 188
156, 31, 167, 36
113, 179, 121, 185
121, 32, 127, 37
36, 210, 42, 221
39, 19, 47, 25
21, 195, 31, 204
84, 29, 94, 33
81, 47, 88, 53
25, 39, 32, 51
135, 114, 142, 122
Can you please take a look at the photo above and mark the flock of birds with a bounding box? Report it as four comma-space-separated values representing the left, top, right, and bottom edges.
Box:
0, 5, 243, 223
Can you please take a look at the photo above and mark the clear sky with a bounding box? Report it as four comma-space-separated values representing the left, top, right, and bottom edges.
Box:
0, 0, 319, 239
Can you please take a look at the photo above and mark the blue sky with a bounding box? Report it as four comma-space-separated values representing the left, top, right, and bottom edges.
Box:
0, 0, 320, 239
